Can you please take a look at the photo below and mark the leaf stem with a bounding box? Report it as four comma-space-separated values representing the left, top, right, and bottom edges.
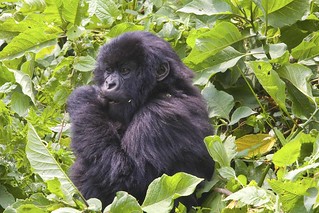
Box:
237, 65, 273, 129
258, 163, 271, 187
290, 100, 318, 139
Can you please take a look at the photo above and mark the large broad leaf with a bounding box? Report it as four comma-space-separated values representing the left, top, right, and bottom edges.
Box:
248, 61, 287, 113
291, 32, 319, 61
26, 123, 79, 204
258, 0, 310, 28
141, 172, 203, 213
61, 0, 81, 25
184, 22, 244, 65
0, 16, 47, 33
278, 63, 313, 98
193, 47, 246, 85
0, 28, 58, 60
88, 0, 121, 27
177, 0, 231, 16
201, 83, 234, 119
104, 192, 142, 213
43, 0, 63, 25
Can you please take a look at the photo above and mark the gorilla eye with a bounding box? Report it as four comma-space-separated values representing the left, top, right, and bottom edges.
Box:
120, 67, 130, 75
106, 68, 113, 74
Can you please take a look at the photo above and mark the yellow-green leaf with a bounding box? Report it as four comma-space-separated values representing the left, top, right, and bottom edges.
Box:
235, 134, 275, 158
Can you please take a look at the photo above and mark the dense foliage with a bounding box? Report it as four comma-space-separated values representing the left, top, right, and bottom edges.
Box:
0, 0, 319, 212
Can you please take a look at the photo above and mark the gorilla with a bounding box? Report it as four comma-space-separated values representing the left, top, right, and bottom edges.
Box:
67, 31, 214, 209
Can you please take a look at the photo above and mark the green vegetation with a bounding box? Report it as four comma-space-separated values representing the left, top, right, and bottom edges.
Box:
0, 0, 319, 212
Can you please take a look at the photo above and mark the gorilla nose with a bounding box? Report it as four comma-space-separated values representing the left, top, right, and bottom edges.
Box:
107, 82, 117, 90
104, 74, 120, 92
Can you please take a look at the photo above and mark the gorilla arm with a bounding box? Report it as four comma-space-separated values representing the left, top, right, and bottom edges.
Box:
67, 86, 140, 204
122, 94, 215, 183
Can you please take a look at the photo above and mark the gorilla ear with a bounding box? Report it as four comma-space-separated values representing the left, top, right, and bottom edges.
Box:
156, 62, 170, 81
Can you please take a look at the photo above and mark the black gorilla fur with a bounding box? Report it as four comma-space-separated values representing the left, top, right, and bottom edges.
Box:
67, 31, 215, 208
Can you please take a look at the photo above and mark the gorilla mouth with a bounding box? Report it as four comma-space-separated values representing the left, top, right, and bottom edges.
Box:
109, 99, 120, 104
104, 94, 131, 105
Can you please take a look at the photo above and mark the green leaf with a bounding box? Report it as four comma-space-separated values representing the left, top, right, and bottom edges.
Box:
26, 123, 79, 204
0, 82, 16, 93
310, 135, 319, 163
259, 0, 310, 28
285, 163, 319, 181
177, 0, 231, 16
193, 47, 245, 85
43, 0, 63, 26
272, 133, 314, 167
184, 22, 244, 65
248, 61, 288, 113
0, 16, 47, 33
66, 26, 85, 40
46, 178, 65, 199
0, 185, 15, 209
10, 92, 30, 117
10, 69, 35, 104
201, 83, 234, 119
291, 32, 319, 60
141, 172, 203, 213
286, 83, 315, 119
229, 106, 257, 125
223, 135, 237, 163
224, 186, 274, 207
19, 0, 46, 12
105, 191, 142, 213
204, 135, 230, 167
274, 127, 287, 146
73, 55, 96, 72
87, 198, 102, 212
0, 28, 58, 60
304, 188, 318, 212
218, 166, 236, 180
268, 178, 315, 212
88, 0, 121, 27
0, 65, 15, 85
252, 43, 287, 60
61, 0, 80, 25
278, 63, 313, 98
272, 140, 300, 167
